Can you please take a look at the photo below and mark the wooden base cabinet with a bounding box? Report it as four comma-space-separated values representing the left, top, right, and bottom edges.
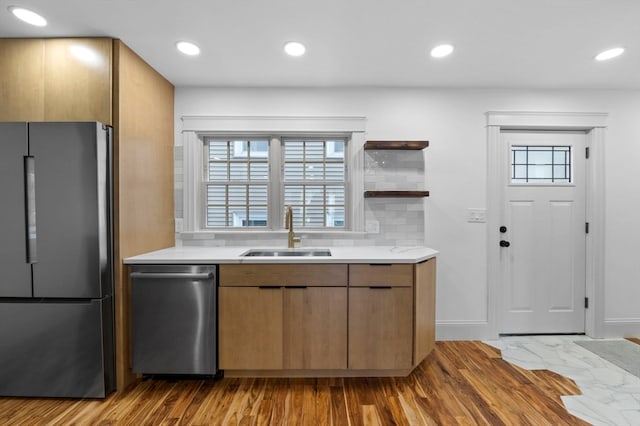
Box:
414, 258, 436, 362
348, 287, 413, 369
283, 287, 347, 370
218, 287, 283, 370
218, 259, 435, 377
348, 263, 415, 370
218, 264, 349, 371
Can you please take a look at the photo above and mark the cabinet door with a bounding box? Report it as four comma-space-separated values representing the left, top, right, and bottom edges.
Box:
218, 287, 283, 370
283, 287, 347, 369
43, 38, 112, 125
0, 39, 45, 121
349, 287, 413, 370
414, 259, 436, 363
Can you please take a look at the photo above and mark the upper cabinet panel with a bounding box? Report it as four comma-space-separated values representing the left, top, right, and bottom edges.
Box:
0, 39, 45, 121
44, 38, 112, 125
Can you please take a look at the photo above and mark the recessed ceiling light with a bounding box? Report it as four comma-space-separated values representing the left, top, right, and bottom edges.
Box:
176, 41, 200, 56
595, 47, 624, 61
8, 6, 47, 27
284, 41, 306, 57
430, 44, 454, 58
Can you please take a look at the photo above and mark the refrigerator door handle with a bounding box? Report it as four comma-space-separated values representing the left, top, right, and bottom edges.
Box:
24, 156, 37, 264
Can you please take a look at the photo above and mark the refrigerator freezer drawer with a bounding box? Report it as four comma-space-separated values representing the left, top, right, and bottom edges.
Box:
0, 297, 115, 398
131, 265, 217, 375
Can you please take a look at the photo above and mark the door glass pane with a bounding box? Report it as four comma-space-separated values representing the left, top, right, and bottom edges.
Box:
511, 146, 571, 184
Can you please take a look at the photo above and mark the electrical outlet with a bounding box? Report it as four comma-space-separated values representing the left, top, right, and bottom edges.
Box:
467, 208, 486, 223
175, 218, 183, 233
366, 220, 380, 234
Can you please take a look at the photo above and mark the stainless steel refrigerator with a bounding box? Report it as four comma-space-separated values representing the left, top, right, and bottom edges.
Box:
0, 122, 115, 398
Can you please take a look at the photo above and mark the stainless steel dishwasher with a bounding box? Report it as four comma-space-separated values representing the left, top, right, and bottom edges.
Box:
130, 265, 217, 376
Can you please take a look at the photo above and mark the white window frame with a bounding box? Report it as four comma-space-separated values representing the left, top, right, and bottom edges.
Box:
180, 116, 366, 235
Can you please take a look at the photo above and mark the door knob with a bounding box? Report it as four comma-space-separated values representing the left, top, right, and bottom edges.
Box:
499, 226, 507, 233
500, 240, 510, 247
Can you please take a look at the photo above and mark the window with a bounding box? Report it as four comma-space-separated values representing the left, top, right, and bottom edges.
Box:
203, 136, 347, 229
511, 145, 572, 184
283, 139, 346, 228
205, 139, 269, 227
181, 115, 366, 234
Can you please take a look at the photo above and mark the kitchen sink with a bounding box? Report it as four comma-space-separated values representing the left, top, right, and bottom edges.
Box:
241, 249, 332, 257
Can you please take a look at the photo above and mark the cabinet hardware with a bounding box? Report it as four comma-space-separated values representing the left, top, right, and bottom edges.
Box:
130, 272, 214, 280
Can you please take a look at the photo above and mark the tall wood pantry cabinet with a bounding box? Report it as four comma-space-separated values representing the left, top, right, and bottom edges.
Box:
0, 37, 175, 391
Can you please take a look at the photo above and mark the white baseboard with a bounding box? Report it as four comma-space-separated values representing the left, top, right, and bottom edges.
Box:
601, 318, 640, 338
436, 320, 495, 341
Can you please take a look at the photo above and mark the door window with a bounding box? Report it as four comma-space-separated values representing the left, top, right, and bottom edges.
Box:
511, 145, 571, 184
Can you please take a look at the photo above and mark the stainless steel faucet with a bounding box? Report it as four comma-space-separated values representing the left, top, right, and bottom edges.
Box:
285, 206, 301, 248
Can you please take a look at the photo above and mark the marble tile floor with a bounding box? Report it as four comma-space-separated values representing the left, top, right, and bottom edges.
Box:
484, 335, 640, 426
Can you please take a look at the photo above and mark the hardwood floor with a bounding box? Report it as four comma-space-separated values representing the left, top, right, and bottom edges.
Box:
0, 341, 589, 425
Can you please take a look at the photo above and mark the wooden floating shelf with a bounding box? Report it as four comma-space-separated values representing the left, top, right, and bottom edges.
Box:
364, 191, 430, 198
364, 140, 429, 150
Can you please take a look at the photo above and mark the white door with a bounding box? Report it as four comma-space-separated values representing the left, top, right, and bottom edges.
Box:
499, 131, 586, 334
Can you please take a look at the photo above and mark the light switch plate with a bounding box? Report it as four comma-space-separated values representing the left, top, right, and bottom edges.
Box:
175, 218, 183, 233
467, 208, 486, 223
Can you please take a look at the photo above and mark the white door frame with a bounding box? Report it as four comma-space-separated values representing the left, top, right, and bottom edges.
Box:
486, 111, 608, 338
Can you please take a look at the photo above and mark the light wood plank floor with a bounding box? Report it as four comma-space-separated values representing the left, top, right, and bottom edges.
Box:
0, 341, 590, 425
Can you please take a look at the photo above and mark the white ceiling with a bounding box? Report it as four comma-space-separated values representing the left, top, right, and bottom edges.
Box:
1, 0, 639, 89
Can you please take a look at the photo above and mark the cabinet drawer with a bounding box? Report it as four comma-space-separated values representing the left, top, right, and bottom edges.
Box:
219, 264, 348, 287
349, 264, 413, 287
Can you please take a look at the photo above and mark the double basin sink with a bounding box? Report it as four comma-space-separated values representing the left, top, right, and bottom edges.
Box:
242, 249, 331, 257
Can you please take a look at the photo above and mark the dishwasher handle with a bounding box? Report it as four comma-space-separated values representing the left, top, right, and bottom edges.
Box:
130, 272, 214, 280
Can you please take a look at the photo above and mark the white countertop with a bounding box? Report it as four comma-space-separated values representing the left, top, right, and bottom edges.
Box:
123, 245, 438, 265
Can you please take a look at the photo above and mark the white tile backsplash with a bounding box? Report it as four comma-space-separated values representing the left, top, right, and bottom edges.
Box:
175, 145, 427, 247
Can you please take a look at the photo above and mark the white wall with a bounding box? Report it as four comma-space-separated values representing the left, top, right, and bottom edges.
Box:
175, 87, 640, 339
